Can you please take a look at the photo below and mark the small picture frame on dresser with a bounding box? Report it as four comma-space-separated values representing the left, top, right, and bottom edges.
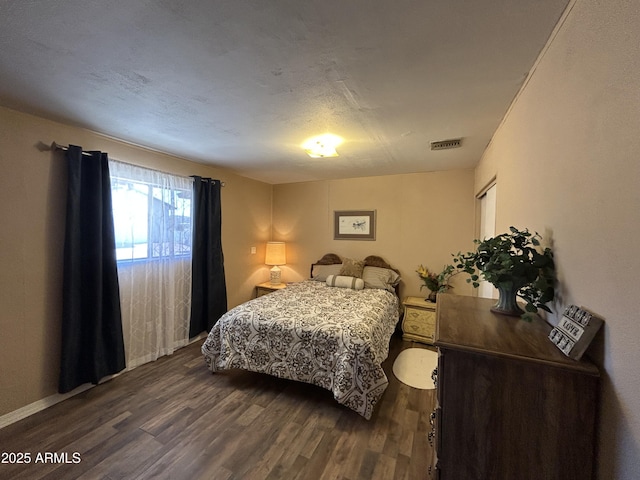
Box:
549, 304, 604, 360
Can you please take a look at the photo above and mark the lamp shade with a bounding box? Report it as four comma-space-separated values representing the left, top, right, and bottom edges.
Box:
265, 242, 286, 266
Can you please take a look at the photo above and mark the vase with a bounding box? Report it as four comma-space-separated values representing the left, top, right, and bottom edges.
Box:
427, 291, 437, 302
490, 284, 524, 316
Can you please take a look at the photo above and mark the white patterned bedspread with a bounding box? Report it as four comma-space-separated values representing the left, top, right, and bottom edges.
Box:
201, 280, 399, 419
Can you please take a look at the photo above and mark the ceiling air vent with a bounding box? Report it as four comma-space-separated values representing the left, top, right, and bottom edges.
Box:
430, 138, 462, 150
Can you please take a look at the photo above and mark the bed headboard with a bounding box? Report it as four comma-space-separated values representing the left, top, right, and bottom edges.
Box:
310, 253, 401, 273
363, 255, 401, 276
310, 253, 402, 295
313, 253, 342, 267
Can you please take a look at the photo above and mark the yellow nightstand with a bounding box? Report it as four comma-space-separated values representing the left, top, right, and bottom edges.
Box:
402, 296, 437, 344
255, 281, 287, 298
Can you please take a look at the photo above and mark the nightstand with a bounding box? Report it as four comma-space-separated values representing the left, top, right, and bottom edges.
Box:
255, 281, 287, 297
402, 296, 437, 344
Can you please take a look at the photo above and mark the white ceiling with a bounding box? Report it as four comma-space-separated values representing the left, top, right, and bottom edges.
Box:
0, 0, 568, 184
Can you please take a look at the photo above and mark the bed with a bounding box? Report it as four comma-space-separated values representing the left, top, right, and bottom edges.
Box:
201, 254, 402, 419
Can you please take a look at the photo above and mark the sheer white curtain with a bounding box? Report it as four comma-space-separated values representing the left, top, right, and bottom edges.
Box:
109, 160, 193, 369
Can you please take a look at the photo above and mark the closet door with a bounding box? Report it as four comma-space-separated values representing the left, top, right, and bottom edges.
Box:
477, 183, 496, 299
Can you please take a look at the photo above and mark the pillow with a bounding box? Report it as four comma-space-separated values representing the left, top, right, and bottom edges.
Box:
311, 263, 343, 281
338, 258, 365, 278
326, 275, 365, 290
362, 266, 401, 292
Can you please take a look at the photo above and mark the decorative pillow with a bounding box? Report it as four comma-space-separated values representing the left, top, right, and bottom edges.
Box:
338, 258, 365, 278
326, 275, 365, 290
311, 263, 343, 281
362, 266, 401, 292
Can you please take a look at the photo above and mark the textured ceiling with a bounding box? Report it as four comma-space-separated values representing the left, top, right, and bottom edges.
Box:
0, 0, 568, 184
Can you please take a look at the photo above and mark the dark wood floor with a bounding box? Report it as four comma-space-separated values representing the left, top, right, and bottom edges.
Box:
0, 332, 436, 480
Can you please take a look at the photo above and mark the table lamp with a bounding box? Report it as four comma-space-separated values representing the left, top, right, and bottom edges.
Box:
265, 241, 286, 285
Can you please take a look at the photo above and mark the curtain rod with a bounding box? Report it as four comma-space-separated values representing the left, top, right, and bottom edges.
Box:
51, 141, 225, 186
51, 141, 92, 157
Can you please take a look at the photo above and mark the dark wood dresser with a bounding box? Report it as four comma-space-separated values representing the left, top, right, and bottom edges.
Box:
431, 294, 599, 480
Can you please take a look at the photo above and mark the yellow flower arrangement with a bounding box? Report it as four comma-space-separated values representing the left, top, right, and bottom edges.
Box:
416, 264, 457, 293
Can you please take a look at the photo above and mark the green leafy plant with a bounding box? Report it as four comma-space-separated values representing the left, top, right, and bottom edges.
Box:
451, 227, 556, 317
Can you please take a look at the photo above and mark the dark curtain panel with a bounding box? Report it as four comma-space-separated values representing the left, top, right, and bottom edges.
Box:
58, 145, 126, 394
189, 177, 227, 337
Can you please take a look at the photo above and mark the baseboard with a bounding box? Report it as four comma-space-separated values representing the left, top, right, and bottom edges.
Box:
0, 384, 94, 430
0, 334, 207, 430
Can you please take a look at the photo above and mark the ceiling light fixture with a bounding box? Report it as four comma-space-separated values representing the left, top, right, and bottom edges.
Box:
302, 134, 343, 158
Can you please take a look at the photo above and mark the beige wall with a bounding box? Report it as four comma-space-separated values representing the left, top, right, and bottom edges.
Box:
0, 105, 272, 417
272, 170, 476, 299
475, 0, 640, 478
7, 3, 636, 475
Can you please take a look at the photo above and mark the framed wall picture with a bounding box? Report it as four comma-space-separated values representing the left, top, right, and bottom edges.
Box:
334, 210, 376, 240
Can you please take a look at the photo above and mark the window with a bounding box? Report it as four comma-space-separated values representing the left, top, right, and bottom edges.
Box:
109, 161, 192, 262
109, 160, 193, 368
